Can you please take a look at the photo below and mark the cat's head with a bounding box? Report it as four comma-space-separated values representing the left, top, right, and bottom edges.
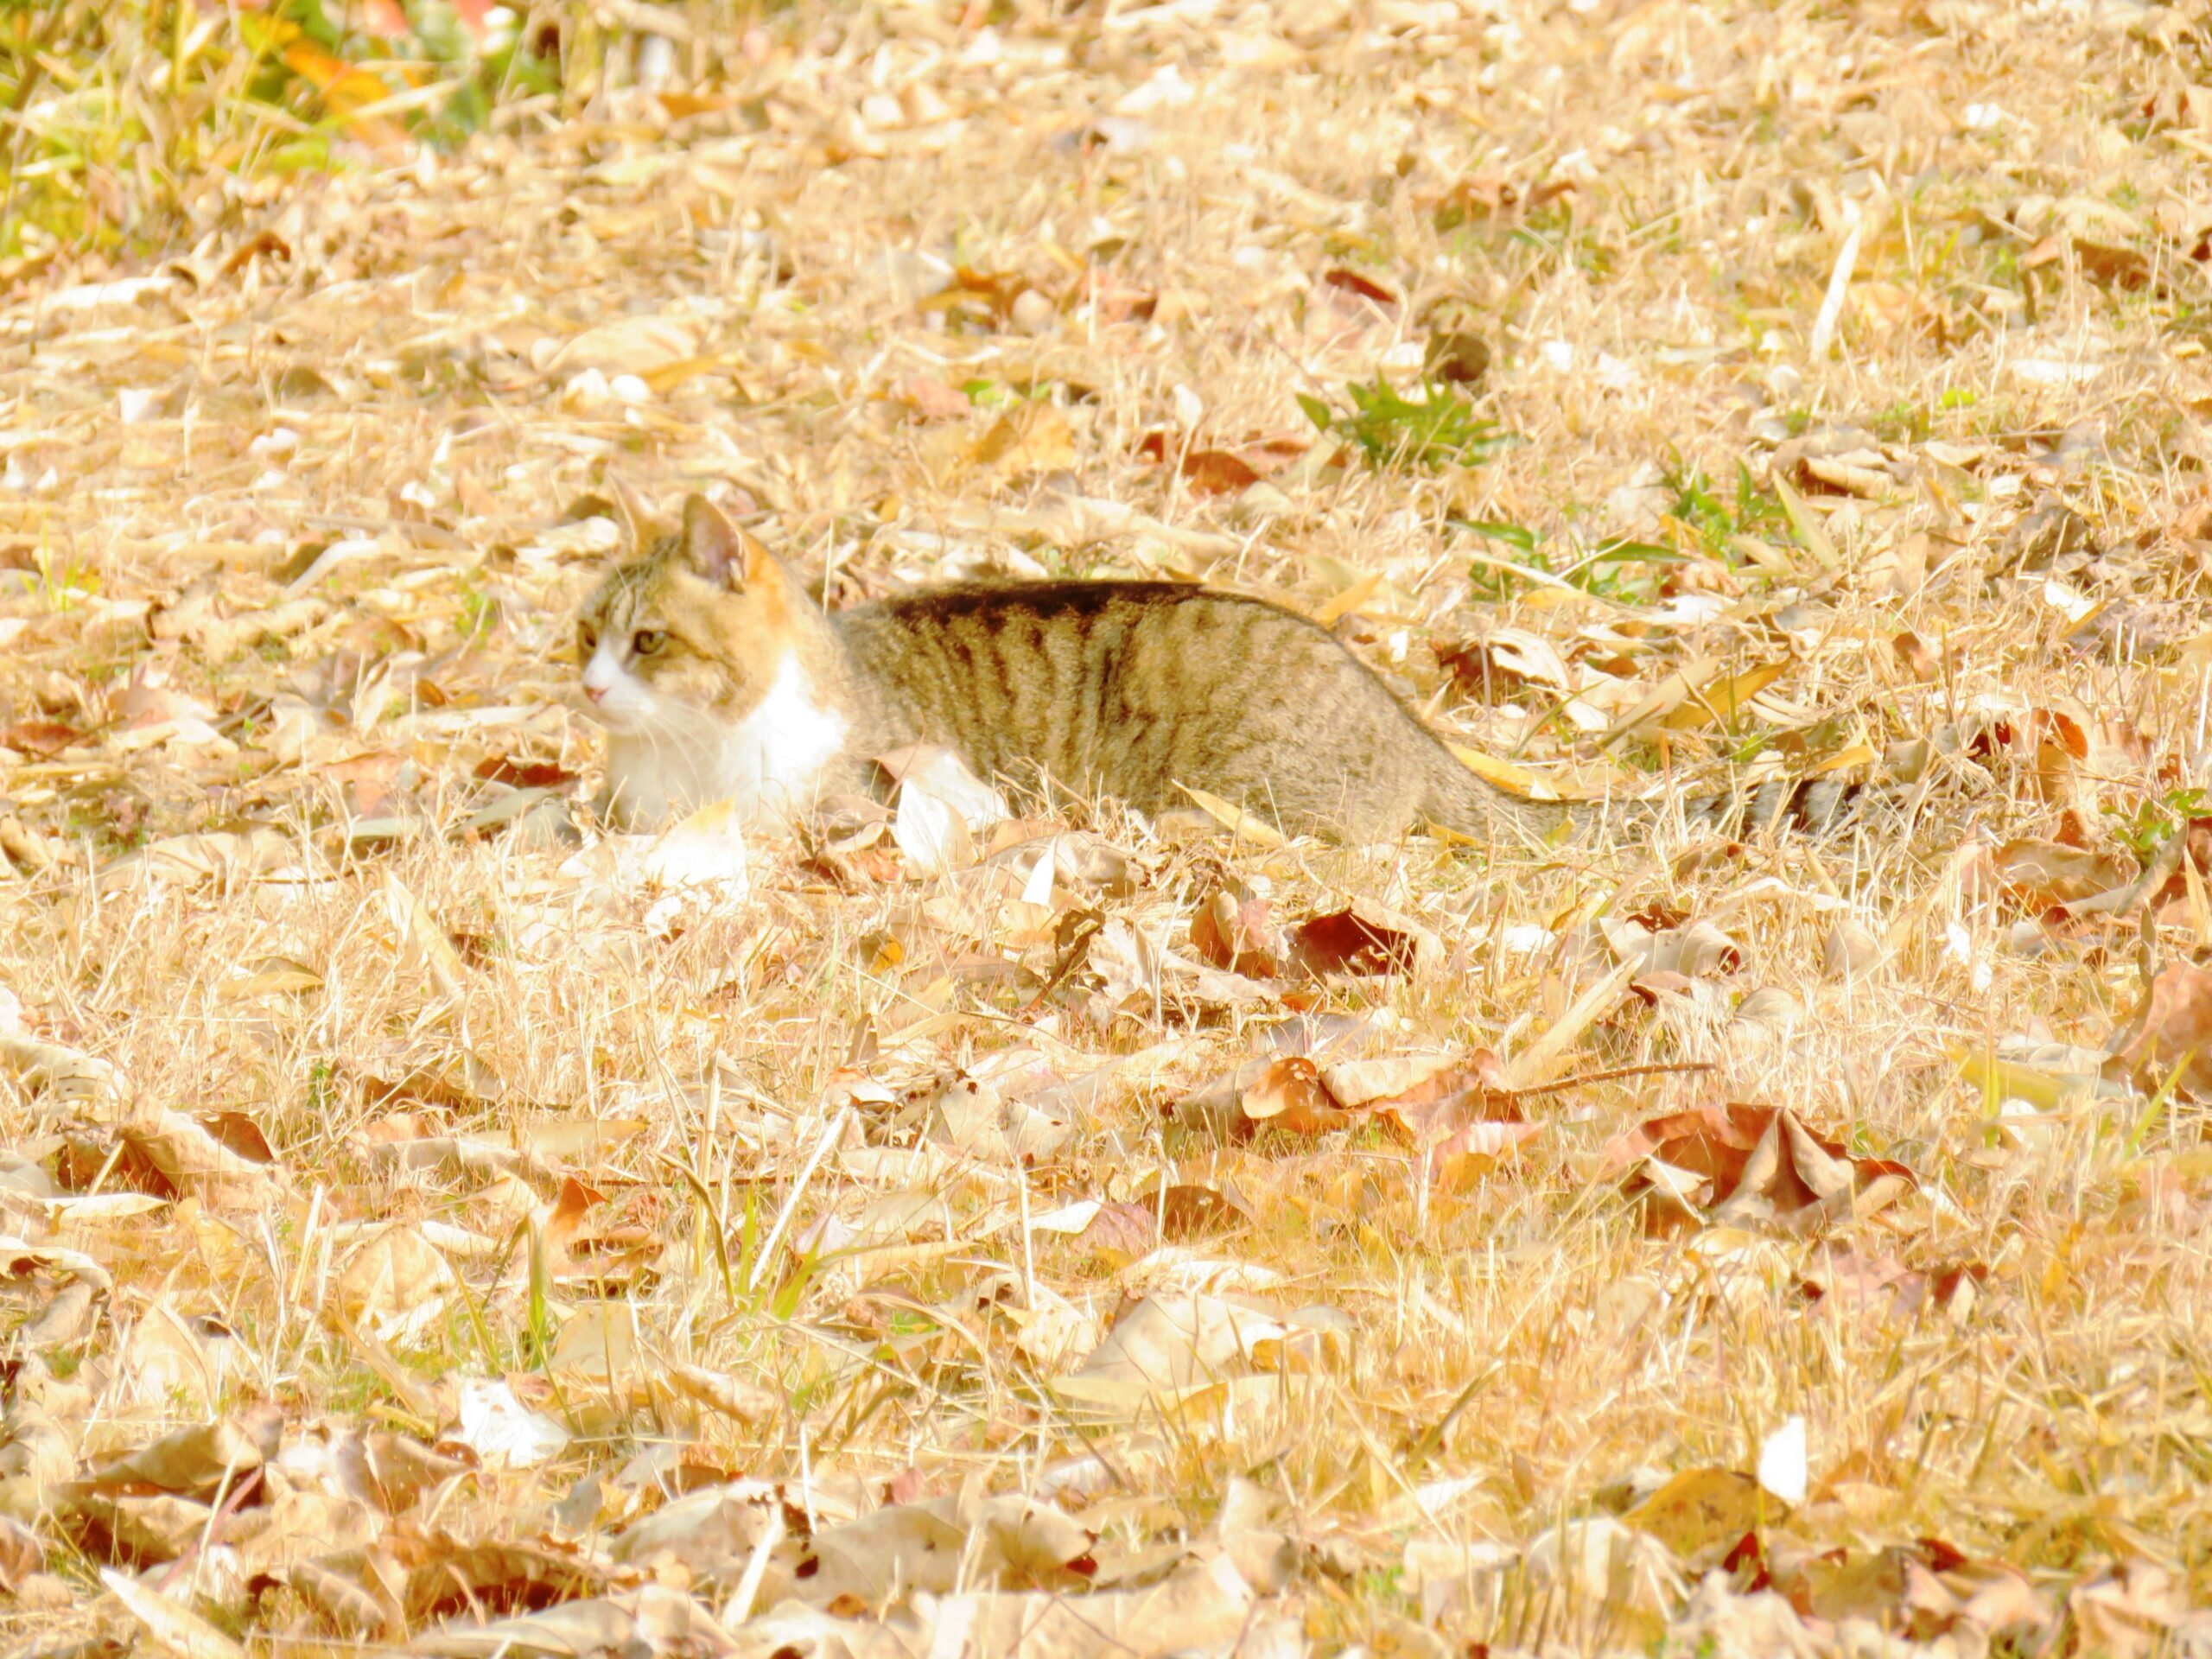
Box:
575, 494, 798, 734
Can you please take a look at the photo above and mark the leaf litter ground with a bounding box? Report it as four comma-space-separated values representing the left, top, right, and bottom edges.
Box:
6, 1, 2212, 1655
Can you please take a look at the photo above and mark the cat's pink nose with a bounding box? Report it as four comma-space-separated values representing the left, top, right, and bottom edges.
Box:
584, 683, 606, 703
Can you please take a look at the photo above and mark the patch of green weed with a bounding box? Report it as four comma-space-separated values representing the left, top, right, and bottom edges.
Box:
1298, 377, 1510, 472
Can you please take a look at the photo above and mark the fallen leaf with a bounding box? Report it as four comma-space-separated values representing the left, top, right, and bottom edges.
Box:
1239, 1056, 1352, 1137
1188, 877, 1287, 978
1625, 1467, 1771, 1557
2109, 960, 2212, 1098
1159, 1183, 1251, 1238
1606, 1103, 1912, 1233
1176, 785, 1288, 847
102, 1567, 246, 1659
1321, 267, 1399, 307
1179, 450, 1262, 495
1290, 898, 1438, 976
969, 402, 1077, 478
1660, 661, 1789, 732
1076, 1200, 1159, 1267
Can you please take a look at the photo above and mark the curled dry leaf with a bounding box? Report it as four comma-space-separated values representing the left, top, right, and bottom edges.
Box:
1159, 1182, 1253, 1239
1290, 898, 1438, 977
1783, 1537, 2052, 1646
968, 402, 1077, 479
1800, 1246, 1988, 1325
2109, 959, 2212, 1099
1188, 876, 1287, 978
1605, 1103, 1914, 1234
1351, 1052, 1541, 1185
1624, 1466, 1770, 1559
1075, 1199, 1159, 1267
1238, 1056, 1352, 1138
1994, 836, 2133, 912
1320, 267, 1399, 307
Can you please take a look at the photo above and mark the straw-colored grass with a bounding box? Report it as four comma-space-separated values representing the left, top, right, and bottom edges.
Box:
3, 1, 2212, 1654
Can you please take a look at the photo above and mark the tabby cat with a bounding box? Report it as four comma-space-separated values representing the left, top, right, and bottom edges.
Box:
575, 496, 1856, 842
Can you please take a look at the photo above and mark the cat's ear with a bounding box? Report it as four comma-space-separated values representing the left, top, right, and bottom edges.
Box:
681, 494, 779, 590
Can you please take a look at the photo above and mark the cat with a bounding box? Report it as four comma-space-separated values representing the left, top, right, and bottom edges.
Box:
575, 494, 1863, 843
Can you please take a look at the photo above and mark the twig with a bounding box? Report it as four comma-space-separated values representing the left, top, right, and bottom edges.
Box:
1496, 1059, 1714, 1101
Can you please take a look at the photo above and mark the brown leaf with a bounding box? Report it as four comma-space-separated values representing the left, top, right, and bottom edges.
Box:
1422, 329, 1491, 386
1239, 1056, 1352, 1138
1993, 836, 2132, 912
1608, 1103, 1912, 1232
474, 754, 578, 790
1076, 1200, 1158, 1268
1321, 267, 1399, 307
1181, 449, 1262, 495
1189, 879, 1287, 978
1290, 899, 1438, 976
1160, 1183, 1252, 1239
1362, 1052, 1514, 1140
2110, 960, 2212, 1098
892, 376, 973, 421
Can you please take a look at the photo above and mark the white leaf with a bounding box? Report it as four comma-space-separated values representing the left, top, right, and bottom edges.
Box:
893, 782, 972, 875
1757, 1414, 1808, 1504
454, 1378, 569, 1468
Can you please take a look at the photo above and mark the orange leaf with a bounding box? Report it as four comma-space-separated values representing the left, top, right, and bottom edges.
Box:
280, 41, 409, 148
1239, 1057, 1351, 1138
1180, 450, 1261, 496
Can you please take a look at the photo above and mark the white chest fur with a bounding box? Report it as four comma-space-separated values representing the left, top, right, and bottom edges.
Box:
600, 652, 849, 831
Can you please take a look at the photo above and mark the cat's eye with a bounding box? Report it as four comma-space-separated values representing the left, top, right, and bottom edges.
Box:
577, 622, 597, 652
632, 628, 666, 656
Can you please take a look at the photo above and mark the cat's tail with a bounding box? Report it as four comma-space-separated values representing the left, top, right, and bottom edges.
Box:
1418, 747, 1573, 845
1422, 746, 1872, 847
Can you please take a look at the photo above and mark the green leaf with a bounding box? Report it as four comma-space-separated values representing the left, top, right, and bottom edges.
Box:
1586, 539, 1685, 565
1296, 393, 1336, 434
1461, 520, 1538, 553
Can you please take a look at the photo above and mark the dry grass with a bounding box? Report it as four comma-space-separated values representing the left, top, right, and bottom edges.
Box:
5, 1, 2212, 1655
